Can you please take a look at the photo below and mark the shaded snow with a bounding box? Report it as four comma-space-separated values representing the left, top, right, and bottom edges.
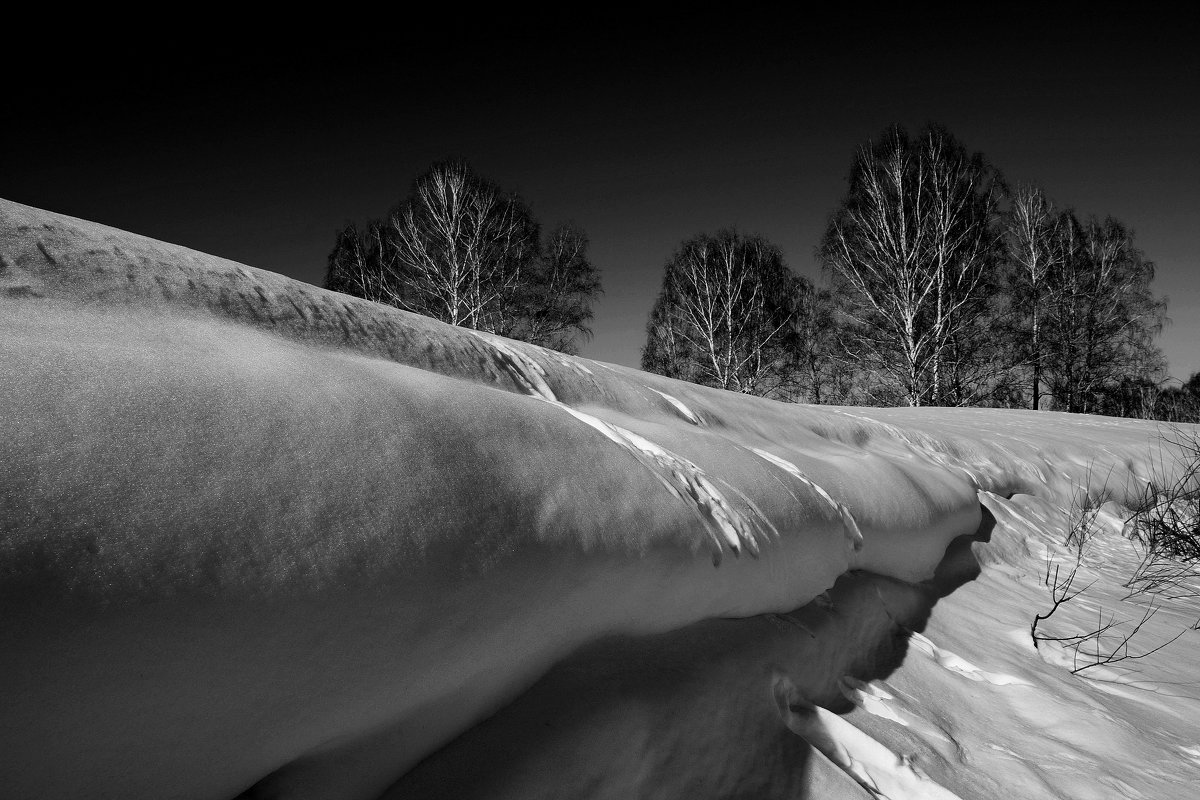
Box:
2, 198, 1199, 799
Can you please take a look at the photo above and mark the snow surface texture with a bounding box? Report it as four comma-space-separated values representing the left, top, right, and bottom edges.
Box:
2, 198, 1198, 799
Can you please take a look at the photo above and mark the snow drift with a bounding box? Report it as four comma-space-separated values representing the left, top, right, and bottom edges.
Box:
2, 198, 1197, 799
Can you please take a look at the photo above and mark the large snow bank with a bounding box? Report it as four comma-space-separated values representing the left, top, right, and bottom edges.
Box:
2, 199, 1197, 799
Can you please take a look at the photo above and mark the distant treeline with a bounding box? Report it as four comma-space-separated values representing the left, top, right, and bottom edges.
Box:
324, 127, 1197, 421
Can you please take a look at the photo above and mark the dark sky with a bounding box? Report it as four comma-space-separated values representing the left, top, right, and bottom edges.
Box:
5, 14, 1198, 380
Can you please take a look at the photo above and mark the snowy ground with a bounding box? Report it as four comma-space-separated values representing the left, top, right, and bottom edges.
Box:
2, 198, 1198, 799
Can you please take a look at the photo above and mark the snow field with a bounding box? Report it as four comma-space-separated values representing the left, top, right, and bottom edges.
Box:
4, 198, 1200, 799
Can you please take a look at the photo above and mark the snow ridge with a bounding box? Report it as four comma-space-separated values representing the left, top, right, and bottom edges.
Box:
465, 331, 773, 563
750, 447, 865, 553
543, 402, 771, 561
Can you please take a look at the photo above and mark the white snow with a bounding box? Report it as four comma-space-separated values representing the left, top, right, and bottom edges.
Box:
3, 197, 1200, 800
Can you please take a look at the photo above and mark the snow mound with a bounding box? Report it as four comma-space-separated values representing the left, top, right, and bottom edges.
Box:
2, 198, 1199, 799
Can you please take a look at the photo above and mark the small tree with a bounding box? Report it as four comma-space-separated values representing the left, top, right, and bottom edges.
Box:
1032, 445, 1200, 675
642, 229, 805, 399
819, 124, 1005, 406
1003, 186, 1169, 416
505, 222, 602, 354
791, 283, 842, 404
324, 160, 601, 353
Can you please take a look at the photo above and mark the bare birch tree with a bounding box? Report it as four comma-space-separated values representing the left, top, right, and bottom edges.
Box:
324, 160, 600, 353
380, 160, 540, 330
642, 229, 804, 398
819, 124, 1005, 406
1004, 184, 1064, 409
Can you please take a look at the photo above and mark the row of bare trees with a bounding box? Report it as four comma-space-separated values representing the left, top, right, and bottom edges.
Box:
320, 139, 1172, 417
325, 160, 601, 354
1005, 187, 1166, 413
642, 124, 1172, 415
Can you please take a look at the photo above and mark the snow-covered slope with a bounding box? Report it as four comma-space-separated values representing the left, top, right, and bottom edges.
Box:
2, 198, 1197, 799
